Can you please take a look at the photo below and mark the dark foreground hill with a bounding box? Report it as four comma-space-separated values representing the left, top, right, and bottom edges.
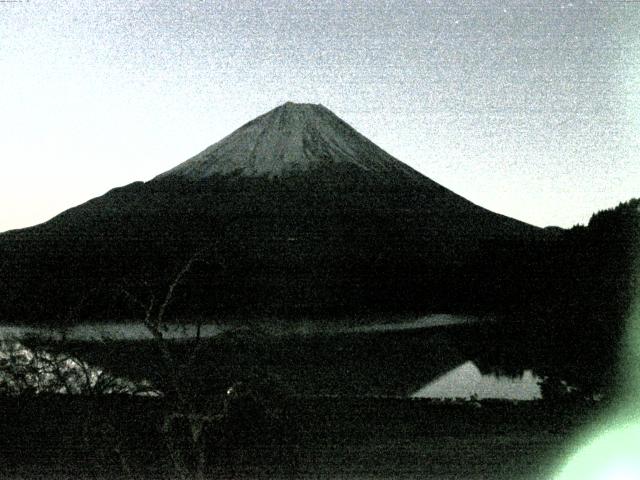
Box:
0, 103, 540, 324
0, 394, 598, 480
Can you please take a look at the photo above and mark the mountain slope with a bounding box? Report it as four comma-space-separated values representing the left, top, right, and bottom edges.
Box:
0, 103, 540, 325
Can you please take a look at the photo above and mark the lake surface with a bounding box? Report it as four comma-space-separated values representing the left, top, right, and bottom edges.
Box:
0, 322, 227, 341
0, 315, 541, 400
0, 314, 476, 341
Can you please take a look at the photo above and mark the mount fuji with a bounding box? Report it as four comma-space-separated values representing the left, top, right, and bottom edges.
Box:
0, 102, 540, 325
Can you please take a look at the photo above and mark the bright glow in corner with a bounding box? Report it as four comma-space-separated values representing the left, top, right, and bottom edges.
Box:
555, 423, 640, 480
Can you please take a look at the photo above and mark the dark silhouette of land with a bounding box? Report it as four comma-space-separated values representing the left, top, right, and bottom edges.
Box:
0, 102, 539, 326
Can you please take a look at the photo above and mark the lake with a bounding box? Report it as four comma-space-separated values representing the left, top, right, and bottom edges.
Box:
0, 315, 542, 400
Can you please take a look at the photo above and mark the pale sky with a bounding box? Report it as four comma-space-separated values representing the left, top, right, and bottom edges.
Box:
1, 0, 639, 232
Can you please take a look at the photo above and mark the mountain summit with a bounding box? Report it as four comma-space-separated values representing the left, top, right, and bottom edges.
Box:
157, 102, 421, 180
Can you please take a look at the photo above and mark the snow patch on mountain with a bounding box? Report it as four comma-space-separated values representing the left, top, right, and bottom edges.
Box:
156, 102, 423, 179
